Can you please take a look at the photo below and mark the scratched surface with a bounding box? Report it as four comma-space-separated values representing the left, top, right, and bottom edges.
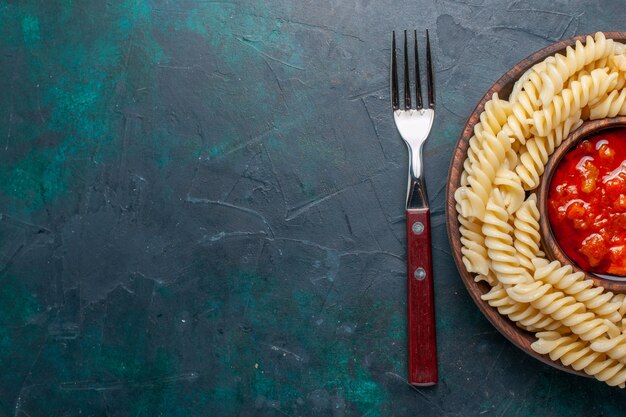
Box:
2, 0, 626, 416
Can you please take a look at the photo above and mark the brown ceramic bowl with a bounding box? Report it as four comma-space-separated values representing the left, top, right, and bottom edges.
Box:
446, 32, 626, 377
538, 116, 626, 292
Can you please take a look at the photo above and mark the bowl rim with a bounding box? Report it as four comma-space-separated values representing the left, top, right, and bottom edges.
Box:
446, 31, 626, 377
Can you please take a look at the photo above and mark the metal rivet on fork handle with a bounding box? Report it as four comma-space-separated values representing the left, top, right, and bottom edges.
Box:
414, 267, 426, 280
412, 222, 424, 235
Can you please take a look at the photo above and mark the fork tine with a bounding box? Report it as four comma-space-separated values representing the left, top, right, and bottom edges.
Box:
403, 30, 411, 110
391, 31, 399, 110
414, 30, 423, 110
426, 29, 435, 108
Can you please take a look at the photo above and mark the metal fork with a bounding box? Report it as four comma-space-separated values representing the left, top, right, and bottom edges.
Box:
391, 29, 437, 386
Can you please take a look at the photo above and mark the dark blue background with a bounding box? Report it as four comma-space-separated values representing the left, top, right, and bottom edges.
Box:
1, 0, 624, 415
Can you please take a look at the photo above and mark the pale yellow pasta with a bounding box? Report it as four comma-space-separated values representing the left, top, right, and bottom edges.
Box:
538, 33, 615, 106
532, 259, 621, 323
456, 129, 513, 220
483, 190, 531, 285
509, 57, 554, 103
586, 356, 626, 387
614, 42, 626, 55
474, 93, 513, 142
612, 294, 626, 317
589, 334, 626, 363
502, 80, 538, 144
508, 280, 610, 341
533, 331, 601, 369
457, 63, 613, 219
482, 283, 558, 331
531, 68, 618, 137
474, 272, 496, 286
512, 194, 544, 272
458, 208, 489, 276
589, 88, 626, 119
612, 53, 626, 71
457, 83, 546, 219
462, 94, 513, 185
494, 163, 525, 214
533, 332, 626, 387
516, 110, 583, 190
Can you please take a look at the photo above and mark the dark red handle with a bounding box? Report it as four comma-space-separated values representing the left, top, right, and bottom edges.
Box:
406, 208, 437, 386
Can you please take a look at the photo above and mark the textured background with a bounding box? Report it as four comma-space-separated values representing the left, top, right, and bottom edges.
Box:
2, 1, 626, 416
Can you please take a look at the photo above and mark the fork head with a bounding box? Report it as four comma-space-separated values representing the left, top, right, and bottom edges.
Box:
391, 30, 435, 144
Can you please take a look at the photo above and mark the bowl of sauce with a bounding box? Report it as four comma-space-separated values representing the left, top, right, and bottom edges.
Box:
539, 117, 626, 290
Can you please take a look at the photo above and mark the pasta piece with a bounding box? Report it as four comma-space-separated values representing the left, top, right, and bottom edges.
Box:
502, 80, 539, 144
508, 281, 610, 341
456, 130, 513, 220
458, 63, 610, 219
494, 163, 525, 215
458, 77, 548, 219
533, 331, 601, 369
463, 94, 513, 181
516, 111, 583, 190
509, 56, 555, 103
482, 283, 558, 331
531, 68, 618, 138
533, 331, 626, 387
532, 259, 621, 323
475, 94, 513, 142
614, 42, 626, 55
512, 194, 544, 272
538, 33, 615, 106
483, 189, 532, 285
474, 272, 496, 287
611, 53, 626, 71
589, 88, 626, 119
589, 334, 626, 363
612, 294, 626, 317
459, 210, 490, 276
456, 94, 517, 219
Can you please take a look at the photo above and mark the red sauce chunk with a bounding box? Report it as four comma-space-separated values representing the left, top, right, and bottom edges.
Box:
548, 128, 626, 276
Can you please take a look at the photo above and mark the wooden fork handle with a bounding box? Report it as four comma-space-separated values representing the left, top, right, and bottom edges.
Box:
406, 208, 437, 386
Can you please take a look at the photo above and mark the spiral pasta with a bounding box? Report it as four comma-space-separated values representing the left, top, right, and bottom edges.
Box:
589, 88, 626, 119
503, 78, 539, 144
512, 194, 544, 272
474, 272, 496, 286
482, 283, 558, 331
533, 332, 626, 387
456, 129, 513, 220
515, 110, 583, 189
483, 190, 532, 285
462, 94, 513, 186
589, 334, 626, 363
531, 68, 617, 137
459, 209, 489, 276
532, 259, 621, 323
510, 33, 616, 105
494, 164, 525, 215
614, 294, 626, 314
456, 32, 626, 388
509, 57, 554, 104
538, 32, 615, 106
508, 281, 613, 341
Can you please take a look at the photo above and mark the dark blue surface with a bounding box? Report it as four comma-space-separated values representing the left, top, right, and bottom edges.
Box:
2, 0, 626, 415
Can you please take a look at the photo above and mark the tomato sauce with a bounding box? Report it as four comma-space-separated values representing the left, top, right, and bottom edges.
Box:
548, 128, 626, 276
